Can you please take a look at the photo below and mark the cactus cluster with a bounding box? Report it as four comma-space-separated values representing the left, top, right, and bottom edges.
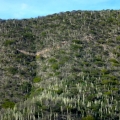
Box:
0, 10, 120, 120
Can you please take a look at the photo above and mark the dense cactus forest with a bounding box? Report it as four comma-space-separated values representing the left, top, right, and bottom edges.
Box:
0, 10, 120, 120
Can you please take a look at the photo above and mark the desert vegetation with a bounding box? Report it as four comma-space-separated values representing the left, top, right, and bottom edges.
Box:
0, 10, 120, 120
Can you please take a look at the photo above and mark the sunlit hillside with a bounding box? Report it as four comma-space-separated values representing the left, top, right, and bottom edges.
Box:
0, 10, 120, 120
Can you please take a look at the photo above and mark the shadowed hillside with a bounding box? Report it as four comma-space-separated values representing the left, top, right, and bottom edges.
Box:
0, 10, 120, 120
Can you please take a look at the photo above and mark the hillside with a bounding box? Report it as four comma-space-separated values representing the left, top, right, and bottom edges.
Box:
0, 10, 120, 120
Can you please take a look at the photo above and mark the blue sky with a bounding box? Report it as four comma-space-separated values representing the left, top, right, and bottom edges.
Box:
0, 0, 120, 19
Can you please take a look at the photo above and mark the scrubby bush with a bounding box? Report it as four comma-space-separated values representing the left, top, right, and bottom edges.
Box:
3, 39, 15, 46
2, 99, 15, 109
33, 77, 42, 83
82, 115, 95, 120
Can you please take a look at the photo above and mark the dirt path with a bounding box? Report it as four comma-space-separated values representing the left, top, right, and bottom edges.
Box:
16, 49, 35, 56
16, 45, 61, 56
36, 45, 60, 56
16, 41, 67, 56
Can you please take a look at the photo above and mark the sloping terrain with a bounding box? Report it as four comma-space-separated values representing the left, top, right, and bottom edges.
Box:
0, 19, 38, 116
0, 10, 120, 120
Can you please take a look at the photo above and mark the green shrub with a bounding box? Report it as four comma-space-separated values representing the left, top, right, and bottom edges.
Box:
36, 55, 40, 59
58, 50, 66, 54
95, 61, 105, 67
111, 63, 120, 67
91, 104, 101, 112
48, 58, 57, 63
30, 88, 44, 97
116, 36, 120, 41
54, 88, 63, 95
21, 82, 32, 93
2, 100, 15, 109
87, 95, 96, 101
6, 67, 18, 75
90, 30, 97, 35
51, 63, 59, 70
94, 56, 102, 61
107, 17, 114, 23
97, 39, 106, 44
41, 32, 46, 37
59, 56, 69, 65
101, 80, 119, 85
82, 115, 95, 120
101, 69, 110, 74
72, 39, 83, 44
104, 91, 112, 96
54, 71, 60, 76
75, 53, 82, 57
109, 58, 119, 64
71, 44, 83, 50
103, 50, 109, 55
3, 39, 15, 46
69, 87, 79, 97
33, 77, 42, 83
82, 62, 90, 66
23, 32, 34, 39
